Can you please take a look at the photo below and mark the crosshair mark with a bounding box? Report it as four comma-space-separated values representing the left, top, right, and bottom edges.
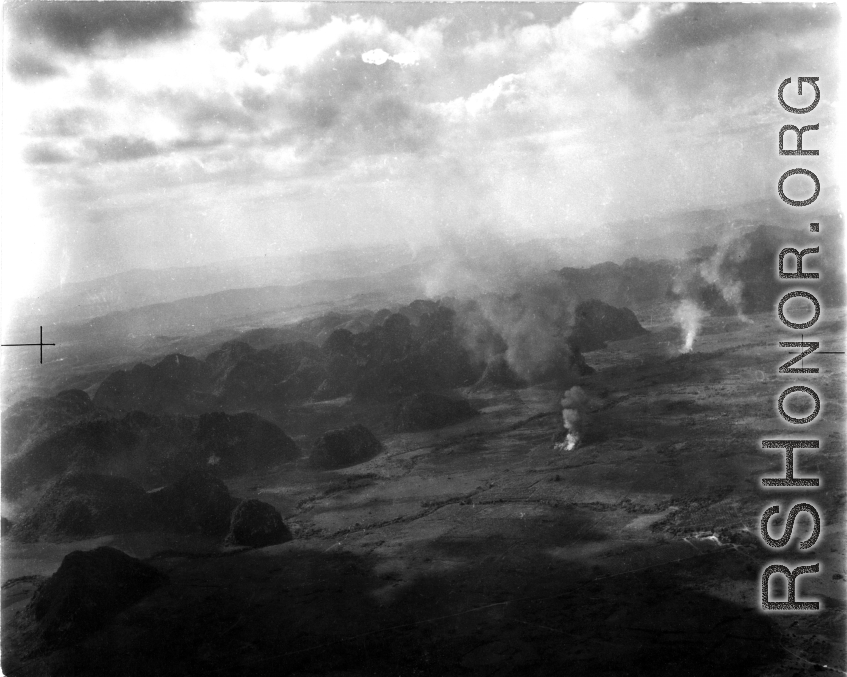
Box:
1, 326, 56, 364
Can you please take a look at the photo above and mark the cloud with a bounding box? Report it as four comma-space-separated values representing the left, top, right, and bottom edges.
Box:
201, 3, 313, 52
87, 136, 161, 163
434, 73, 526, 120
636, 3, 840, 57
29, 107, 104, 138
362, 49, 420, 66
6, 50, 65, 82
155, 89, 259, 138
2, 1, 840, 300
8, 1, 194, 53
250, 28, 442, 163
23, 142, 73, 165
309, 3, 577, 46
76, 12, 445, 166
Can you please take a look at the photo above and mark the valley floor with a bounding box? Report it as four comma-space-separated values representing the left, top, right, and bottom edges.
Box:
3, 309, 845, 676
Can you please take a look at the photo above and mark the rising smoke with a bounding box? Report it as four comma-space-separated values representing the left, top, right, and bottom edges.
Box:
697, 234, 753, 320
673, 299, 706, 354
555, 386, 599, 451
453, 275, 585, 384
671, 229, 756, 352
423, 234, 588, 384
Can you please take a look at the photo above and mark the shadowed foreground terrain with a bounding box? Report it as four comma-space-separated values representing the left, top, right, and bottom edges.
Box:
2, 308, 845, 676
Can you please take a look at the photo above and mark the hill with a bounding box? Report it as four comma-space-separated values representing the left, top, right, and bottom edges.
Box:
89, 297, 647, 415
2, 411, 299, 498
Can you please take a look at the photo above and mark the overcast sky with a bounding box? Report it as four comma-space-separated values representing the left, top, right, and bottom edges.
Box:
2, 2, 841, 302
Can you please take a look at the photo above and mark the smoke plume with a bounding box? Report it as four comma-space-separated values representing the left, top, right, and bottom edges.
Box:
673, 299, 706, 353
422, 233, 589, 384
555, 386, 599, 451
671, 228, 758, 352
452, 274, 585, 383
696, 234, 753, 320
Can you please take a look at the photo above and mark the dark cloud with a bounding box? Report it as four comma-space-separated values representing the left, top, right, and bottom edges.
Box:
280, 37, 440, 163
30, 107, 103, 138
165, 32, 444, 165
605, 3, 840, 119
6, 49, 64, 81
156, 89, 258, 135
87, 135, 161, 163
289, 86, 439, 163
170, 135, 228, 152
239, 87, 275, 114
87, 70, 122, 100
216, 5, 309, 53
7, 1, 194, 53
23, 142, 73, 165
639, 3, 840, 58
28, 131, 226, 167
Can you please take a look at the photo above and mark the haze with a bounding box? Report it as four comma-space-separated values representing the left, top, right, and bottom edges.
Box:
1, 2, 841, 309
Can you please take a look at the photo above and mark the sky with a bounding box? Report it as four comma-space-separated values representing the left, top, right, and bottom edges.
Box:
1, 1, 841, 304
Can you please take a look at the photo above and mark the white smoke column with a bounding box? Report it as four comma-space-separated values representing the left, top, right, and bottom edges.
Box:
418, 233, 583, 382
556, 386, 595, 451
465, 274, 579, 382
697, 232, 753, 321
673, 300, 706, 353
